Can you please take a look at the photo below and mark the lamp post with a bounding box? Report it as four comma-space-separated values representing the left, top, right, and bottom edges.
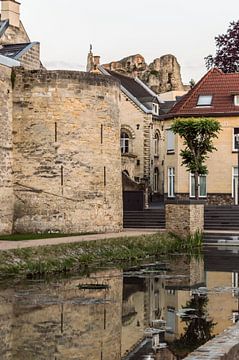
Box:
235, 134, 239, 205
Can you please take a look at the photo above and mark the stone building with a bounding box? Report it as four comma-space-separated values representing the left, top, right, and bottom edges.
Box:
87, 49, 168, 203
0, 0, 123, 235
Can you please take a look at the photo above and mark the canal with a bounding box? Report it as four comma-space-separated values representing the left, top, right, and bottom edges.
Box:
0, 245, 238, 359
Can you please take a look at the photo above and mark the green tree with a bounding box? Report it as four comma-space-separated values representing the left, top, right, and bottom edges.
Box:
205, 20, 239, 73
171, 118, 221, 200
170, 294, 216, 358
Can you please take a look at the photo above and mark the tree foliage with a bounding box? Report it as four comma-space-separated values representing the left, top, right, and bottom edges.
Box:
205, 20, 239, 73
170, 294, 216, 358
171, 118, 221, 199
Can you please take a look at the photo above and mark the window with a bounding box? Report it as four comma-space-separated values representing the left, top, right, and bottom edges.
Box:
190, 174, 207, 197
168, 168, 175, 197
152, 103, 159, 115
166, 307, 176, 333
166, 129, 175, 153
154, 133, 159, 156
233, 167, 238, 205
233, 128, 239, 151
154, 168, 159, 193
197, 95, 213, 106
232, 272, 239, 296
121, 131, 130, 154
234, 95, 239, 106
232, 312, 239, 323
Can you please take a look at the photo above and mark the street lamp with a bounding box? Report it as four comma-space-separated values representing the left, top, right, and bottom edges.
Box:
235, 134, 239, 205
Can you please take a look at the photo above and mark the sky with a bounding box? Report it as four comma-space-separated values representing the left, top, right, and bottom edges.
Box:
19, 0, 239, 84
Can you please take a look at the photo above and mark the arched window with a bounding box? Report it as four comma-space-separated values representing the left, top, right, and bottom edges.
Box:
154, 168, 159, 193
121, 131, 130, 154
154, 133, 159, 156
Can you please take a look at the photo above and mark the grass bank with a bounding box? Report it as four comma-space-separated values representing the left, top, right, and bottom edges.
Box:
0, 232, 202, 279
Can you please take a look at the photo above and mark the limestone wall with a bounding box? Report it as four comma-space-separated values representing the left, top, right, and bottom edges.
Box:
0, 20, 30, 44
12, 69, 123, 234
165, 203, 204, 237
0, 64, 14, 234
18, 43, 41, 70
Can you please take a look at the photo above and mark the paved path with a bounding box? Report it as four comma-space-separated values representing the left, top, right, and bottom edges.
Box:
0, 229, 161, 251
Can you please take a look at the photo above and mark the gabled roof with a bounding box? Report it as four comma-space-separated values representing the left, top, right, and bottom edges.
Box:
0, 54, 20, 67
106, 69, 155, 101
98, 65, 161, 115
0, 42, 39, 60
164, 68, 239, 119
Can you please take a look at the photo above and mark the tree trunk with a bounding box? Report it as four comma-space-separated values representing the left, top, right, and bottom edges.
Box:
195, 171, 199, 200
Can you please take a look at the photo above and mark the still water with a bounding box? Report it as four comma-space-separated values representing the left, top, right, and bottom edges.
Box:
0, 246, 239, 360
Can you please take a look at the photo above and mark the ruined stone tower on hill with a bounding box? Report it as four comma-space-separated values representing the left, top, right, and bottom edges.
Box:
102, 53, 186, 94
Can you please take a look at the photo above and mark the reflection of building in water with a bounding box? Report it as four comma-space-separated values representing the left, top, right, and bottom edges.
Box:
164, 257, 205, 341
0, 269, 122, 360
205, 248, 239, 336
121, 257, 205, 359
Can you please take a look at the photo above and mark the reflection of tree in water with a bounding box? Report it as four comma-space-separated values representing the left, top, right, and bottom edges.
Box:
169, 294, 215, 359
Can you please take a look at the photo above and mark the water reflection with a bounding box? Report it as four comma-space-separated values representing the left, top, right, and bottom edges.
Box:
0, 269, 123, 360
0, 248, 238, 359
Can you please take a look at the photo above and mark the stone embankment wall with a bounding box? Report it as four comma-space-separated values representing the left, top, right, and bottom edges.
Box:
12, 69, 123, 234
0, 64, 13, 234
184, 323, 239, 360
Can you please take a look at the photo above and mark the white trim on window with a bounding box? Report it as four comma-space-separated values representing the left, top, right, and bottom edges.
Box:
152, 103, 159, 115
233, 128, 239, 151
166, 129, 175, 153
168, 168, 175, 197
197, 95, 213, 106
189, 173, 207, 198
234, 95, 239, 106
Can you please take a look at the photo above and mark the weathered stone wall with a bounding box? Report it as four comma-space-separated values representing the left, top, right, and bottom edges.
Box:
184, 323, 239, 360
0, 64, 14, 234
0, 269, 123, 360
103, 53, 185, 94
0, 20, 30, 44
18, 43, 41, 70
165, 202, 204, 237
12, 69, 123, 234
170, 193, 234, 206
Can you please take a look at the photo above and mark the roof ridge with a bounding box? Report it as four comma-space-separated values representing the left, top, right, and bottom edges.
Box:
169, 68, 223, 114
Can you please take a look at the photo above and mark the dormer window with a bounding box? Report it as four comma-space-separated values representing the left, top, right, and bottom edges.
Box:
234, 95, 239, 106
152, 103, 159, 115
197, 95, 213, 106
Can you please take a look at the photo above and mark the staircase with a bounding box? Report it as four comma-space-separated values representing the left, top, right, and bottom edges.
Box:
205, 206, 239, 230
203, 232, 239, 244
123, 209, 165, 229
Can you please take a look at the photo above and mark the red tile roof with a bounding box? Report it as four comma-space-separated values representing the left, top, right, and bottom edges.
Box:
165, 68, 239, 118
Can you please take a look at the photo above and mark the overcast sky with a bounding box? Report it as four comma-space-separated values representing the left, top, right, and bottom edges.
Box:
20, 0, 239, 84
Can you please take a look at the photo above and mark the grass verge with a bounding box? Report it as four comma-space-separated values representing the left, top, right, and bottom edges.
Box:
0, 232, 202, 279
0, 232, 96, 241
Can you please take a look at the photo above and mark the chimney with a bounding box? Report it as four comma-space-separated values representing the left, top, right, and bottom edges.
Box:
1, 0, 20, 28
93, 56, 100, 66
